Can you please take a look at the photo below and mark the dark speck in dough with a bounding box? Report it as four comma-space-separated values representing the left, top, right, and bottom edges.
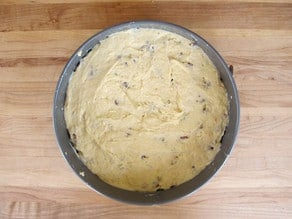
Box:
122, 81, 129, 88
209, 146, 214, 150
141, 155, 148, 159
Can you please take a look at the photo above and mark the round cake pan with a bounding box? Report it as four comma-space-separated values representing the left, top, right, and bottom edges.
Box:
53, 20, 240, 205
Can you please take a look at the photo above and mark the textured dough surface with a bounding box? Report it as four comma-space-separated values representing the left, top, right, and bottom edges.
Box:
64, 28, 229, 192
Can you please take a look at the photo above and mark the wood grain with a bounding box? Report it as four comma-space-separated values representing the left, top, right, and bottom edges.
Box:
0, 0, 291, 218
2, 0, 292, 4
1, 2, 291, 31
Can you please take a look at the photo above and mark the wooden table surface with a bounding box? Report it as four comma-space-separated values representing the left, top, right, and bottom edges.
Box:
0, 0, 291, 218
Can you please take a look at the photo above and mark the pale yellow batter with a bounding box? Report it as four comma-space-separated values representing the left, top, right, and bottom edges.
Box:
64, 28, 229, 192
